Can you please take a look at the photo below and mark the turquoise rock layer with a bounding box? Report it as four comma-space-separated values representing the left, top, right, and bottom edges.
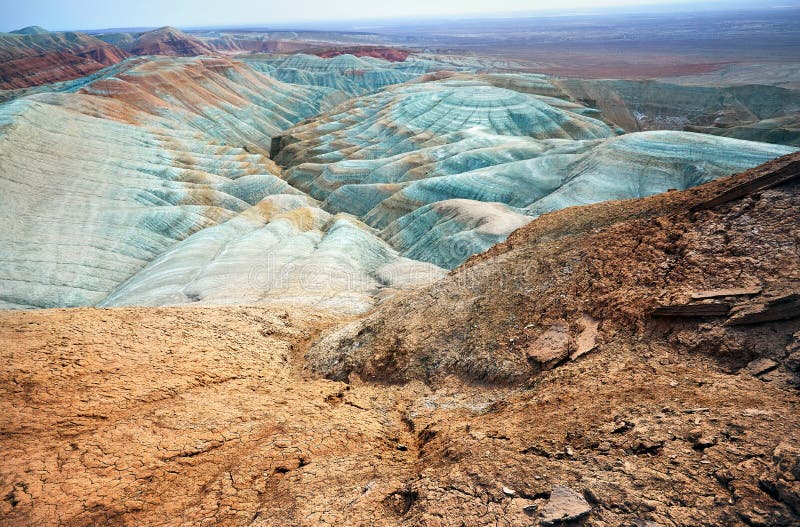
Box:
274, 77, 796, 269
0, 56, 445, 310
0, 55, 796, 309
244, 53, 465, 95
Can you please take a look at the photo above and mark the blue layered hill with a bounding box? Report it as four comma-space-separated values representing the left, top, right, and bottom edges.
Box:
273, 77, 795, 268
0, 53, 796, 310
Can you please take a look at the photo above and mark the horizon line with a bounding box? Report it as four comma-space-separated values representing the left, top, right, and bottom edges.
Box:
6, 1, 799, 34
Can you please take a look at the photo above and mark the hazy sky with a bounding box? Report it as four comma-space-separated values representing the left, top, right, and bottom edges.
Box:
1, 0, 786, 32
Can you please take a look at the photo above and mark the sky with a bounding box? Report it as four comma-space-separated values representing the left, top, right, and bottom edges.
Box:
1, 0, 788, 32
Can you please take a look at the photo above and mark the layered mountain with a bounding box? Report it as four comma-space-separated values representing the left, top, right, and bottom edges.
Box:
554, 78, 800, 146
243, 53, 464, 95
4, 27, 797, 148
273, 77, 795, 268
201, 35, 309, 54
0, 56, 441, 312
9, 26, 50, 36
313, 46, 411, 61
97, 26, 213, 56
0, 28, 128, 89
0, 52, 796, 311
426, 72, 800, 147
93, 27, 395, 57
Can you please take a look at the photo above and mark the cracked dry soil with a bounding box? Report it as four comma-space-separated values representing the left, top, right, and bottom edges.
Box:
1, 305, 798, 526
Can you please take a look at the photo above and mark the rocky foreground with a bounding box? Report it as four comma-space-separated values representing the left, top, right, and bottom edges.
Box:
1, 154, 798, 526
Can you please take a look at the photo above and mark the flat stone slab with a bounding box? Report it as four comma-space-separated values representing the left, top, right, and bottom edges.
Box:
727, 291, 800, 325
540, 485, 591, 525
570, 315, 599, 360
526, 324, 571, 369
691, 287, 762, 300
745, 358, 779, 377
652, 302, 731, 317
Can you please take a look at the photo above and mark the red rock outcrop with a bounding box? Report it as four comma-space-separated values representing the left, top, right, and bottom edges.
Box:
0, 31, 127, 89
127, 26, 212, 56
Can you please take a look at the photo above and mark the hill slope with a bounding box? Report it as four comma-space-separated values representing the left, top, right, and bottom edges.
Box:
2, 156, 798, 526
127, 26, 212, 56
273, 78, 795, 268
0, 30, 128, 89
310, 152, 800, 386
2, 57, 794, 310
0, 57, 421, 311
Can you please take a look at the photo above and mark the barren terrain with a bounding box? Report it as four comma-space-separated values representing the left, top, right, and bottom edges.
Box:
2, 154, 799, 526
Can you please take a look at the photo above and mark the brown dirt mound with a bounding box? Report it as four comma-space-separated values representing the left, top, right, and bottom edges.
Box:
308, 153, 800, 388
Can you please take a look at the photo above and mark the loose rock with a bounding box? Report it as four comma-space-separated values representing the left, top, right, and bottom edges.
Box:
540, 485, 592, 525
